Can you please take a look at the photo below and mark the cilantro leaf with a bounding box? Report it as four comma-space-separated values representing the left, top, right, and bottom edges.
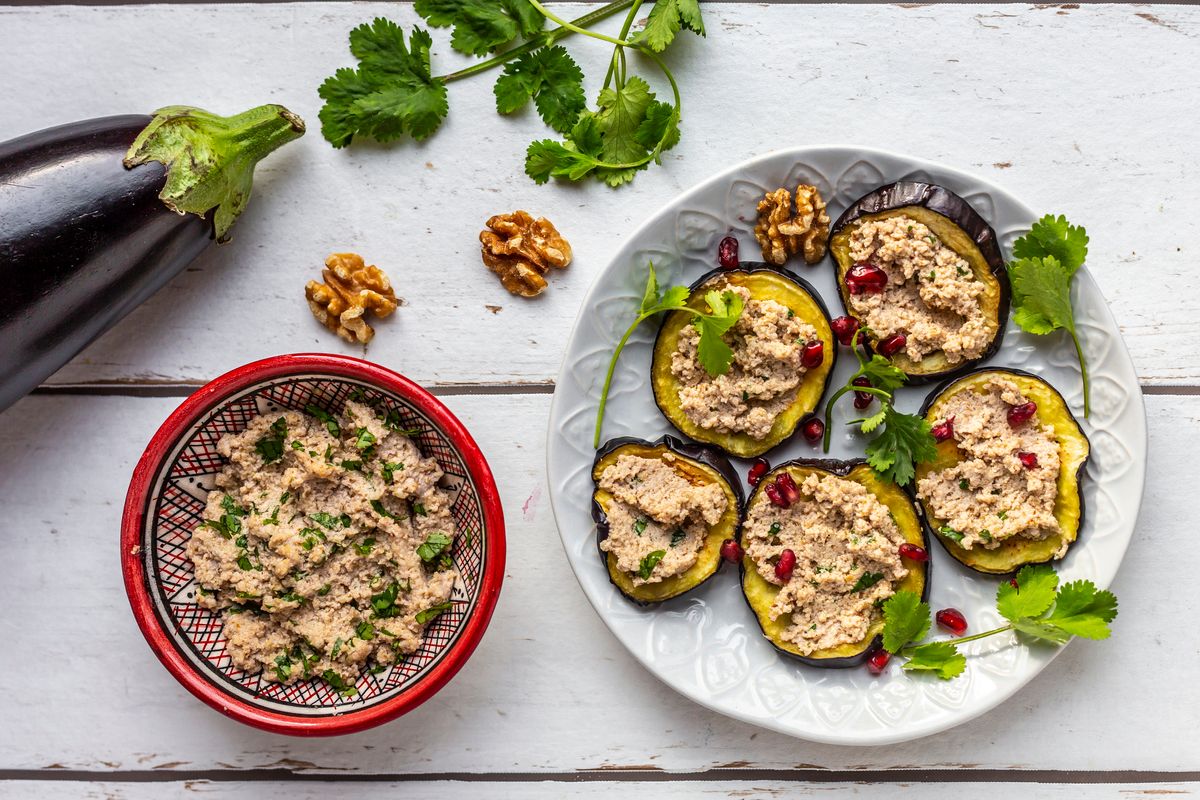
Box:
595, 76, 654, 162
418, 0, 543, 56
854, 407, 887, 434
1011, 617, 1072, 644
694, 290, 744, 376
318, 20, 448, 147
1012, 214, 1089, 276
415, 600, 453, 624
997, 564, 1059, 622
1045, 580, 1118, 640
864, 405, 938, 486
639, 549, 666, 580
636, 0, 705, 52
1009, 256, 1075, 337
901, 641, 967, 679
493, 46, 585, 133
882, 591, 931, 654
858, 355, 908, 396
851, 571, 884, 593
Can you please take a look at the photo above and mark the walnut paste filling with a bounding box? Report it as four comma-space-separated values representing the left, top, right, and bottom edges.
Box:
847, 214, 990, 365
597, 454, 728, 586
187, 401, 459, 689
670, 283, 817, 440
742, 473, 908, 654
916, 378, 1063, 552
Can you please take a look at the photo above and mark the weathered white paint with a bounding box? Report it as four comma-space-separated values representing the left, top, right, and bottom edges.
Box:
0, 392, 1190, 772
1, 3, 1198, 388
0, 781, 1194, 800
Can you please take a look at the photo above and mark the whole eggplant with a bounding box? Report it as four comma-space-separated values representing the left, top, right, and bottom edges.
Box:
0, 105, 305, 412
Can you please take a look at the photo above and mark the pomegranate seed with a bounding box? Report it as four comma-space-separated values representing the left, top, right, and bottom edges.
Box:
830, 315, 860, 346
801, 340, 824, 369
936, 607, 968, 637
845, 261, 888, 295
775, 548, 797, 582
764, 482, 785, 508
775, 472, 800, 506
720, 538, 744, 563
852, 377, 873, 410
1018, 451, 1039, 469
1007, 401, 1038, 427
801, 417, 825, 445
898, 543, 929, 562
867, 649, 891, 675
747, 458, 770, 487
1009, 578, 1020, 589
718, 235, 740, 269
931, 416, 955, 443
877, 333, 907, 358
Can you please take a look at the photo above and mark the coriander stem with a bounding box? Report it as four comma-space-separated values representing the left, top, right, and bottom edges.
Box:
439, 0, 635, 84
903, 625, 1014, 653
594, 312, 653, 448
604, 0, 644, 89
528, 0, 633, 47
1071, 330, 1091, 417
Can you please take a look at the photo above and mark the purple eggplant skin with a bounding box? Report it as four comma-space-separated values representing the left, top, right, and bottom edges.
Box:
0, 116, 209, 412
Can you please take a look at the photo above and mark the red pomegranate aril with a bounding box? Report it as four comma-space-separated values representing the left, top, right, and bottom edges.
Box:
775, 548, 797, 582
867, 649, 891, 675
720, 538, 744, 564
775, 472, 800, 506
801, 340, 825, 369
801, 416, 825, 445
747, 457, 770, 486
718, 235, 740, 269
764, 482, 785, 508
877, 333, 907, 358
831, 315, 860, 346
898, 543, 929, 562
931, 416, 955, 443
1009, 578, 1020, 589
1007, 401, 1038, 427
1018, 451, 1039, 470
846, 261, 888, 295
852, 377, 873, 409
936, 607, 969, 637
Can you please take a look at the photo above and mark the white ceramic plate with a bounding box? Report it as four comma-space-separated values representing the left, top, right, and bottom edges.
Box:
545, 147, 1146, 745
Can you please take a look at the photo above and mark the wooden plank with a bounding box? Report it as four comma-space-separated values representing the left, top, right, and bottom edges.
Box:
1, 3, 1198, 388
0, 780, 1196, 799
0, 392, 1192, 772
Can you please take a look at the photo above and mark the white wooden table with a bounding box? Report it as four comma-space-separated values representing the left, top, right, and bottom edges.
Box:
2, 2, 1199, 797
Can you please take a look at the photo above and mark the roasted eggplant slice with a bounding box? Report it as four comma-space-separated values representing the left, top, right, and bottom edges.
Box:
592, 436, 743, 605
650, 264, 836, 458
915, 368, 1090, 574
740, 459, 929, 667
828, 181, 1010, 383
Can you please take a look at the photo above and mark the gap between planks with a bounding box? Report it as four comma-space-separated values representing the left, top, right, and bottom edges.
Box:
4, 768, 1200, 784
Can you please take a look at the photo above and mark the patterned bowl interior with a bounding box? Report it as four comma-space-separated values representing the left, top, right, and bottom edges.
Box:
139, 374, 488, 717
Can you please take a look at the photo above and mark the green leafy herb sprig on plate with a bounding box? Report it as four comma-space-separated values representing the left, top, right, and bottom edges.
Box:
880, 564, 1118, 679
820, 332, 937, 486
593, 262, 743, 447
318, 1, 703, 187
1008, 214, 1092, 415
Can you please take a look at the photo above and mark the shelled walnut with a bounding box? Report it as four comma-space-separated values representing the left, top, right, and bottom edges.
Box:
305, 253, 398, 344
480, 210, 572, 297
754, 183, 830, 266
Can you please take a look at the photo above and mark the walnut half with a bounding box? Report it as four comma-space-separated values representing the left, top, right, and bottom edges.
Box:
480, 210, 572, 297
305, 253, 399, 344
754, 183, 830, 266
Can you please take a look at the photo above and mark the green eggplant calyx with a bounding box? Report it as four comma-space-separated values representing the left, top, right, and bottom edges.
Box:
124, 104, 306, 242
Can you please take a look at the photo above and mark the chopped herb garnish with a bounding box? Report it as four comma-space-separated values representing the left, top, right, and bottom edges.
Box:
291, 440, 305, 451
254, 417, 289, 464
322, 669, 357, 696
311, 512, 341, 529
340, 459, 364, 472
355, 537, 377, 555
417, 532, 452, 564
416, 601, 453, 624
768, 522, 781, 536
371, 582, 402, 617
306, 404, 341, 437
274, 652, 293, 681
356, 621, 375, 640
980, 530, 994, 543
317, 584, 332, 596
638, 549, 666, 580
236, 554, 254, 571
280, 491, 291, 504
371, 499, 402, 520
959, 479, 971, 491
263, 506, 280, 526
998, 510, 1008, 520
381, 461, 405, 483
852, 571, 885, 592
412, 502, 428, 517
354, 427, 377, 450
939, 525, 965, 543
669, 528, 686, 547
633, 517, 648, 535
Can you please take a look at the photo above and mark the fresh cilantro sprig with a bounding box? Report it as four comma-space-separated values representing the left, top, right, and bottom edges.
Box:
318, 1, 704, 187
593, 262, 743, 447
821, 333, 936, 485
1008, 214, 1092, 416
879, 564, 1118, 680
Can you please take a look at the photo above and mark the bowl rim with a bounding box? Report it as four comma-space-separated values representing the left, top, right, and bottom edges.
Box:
120, 353, 506, 736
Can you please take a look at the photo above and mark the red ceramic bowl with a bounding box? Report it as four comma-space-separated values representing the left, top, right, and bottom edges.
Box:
121, 354, 505, 735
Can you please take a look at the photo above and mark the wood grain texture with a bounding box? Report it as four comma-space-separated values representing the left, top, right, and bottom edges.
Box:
1, 3, 1197, 388
0, 781, 1196, 799
0, 391, 1191, 773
